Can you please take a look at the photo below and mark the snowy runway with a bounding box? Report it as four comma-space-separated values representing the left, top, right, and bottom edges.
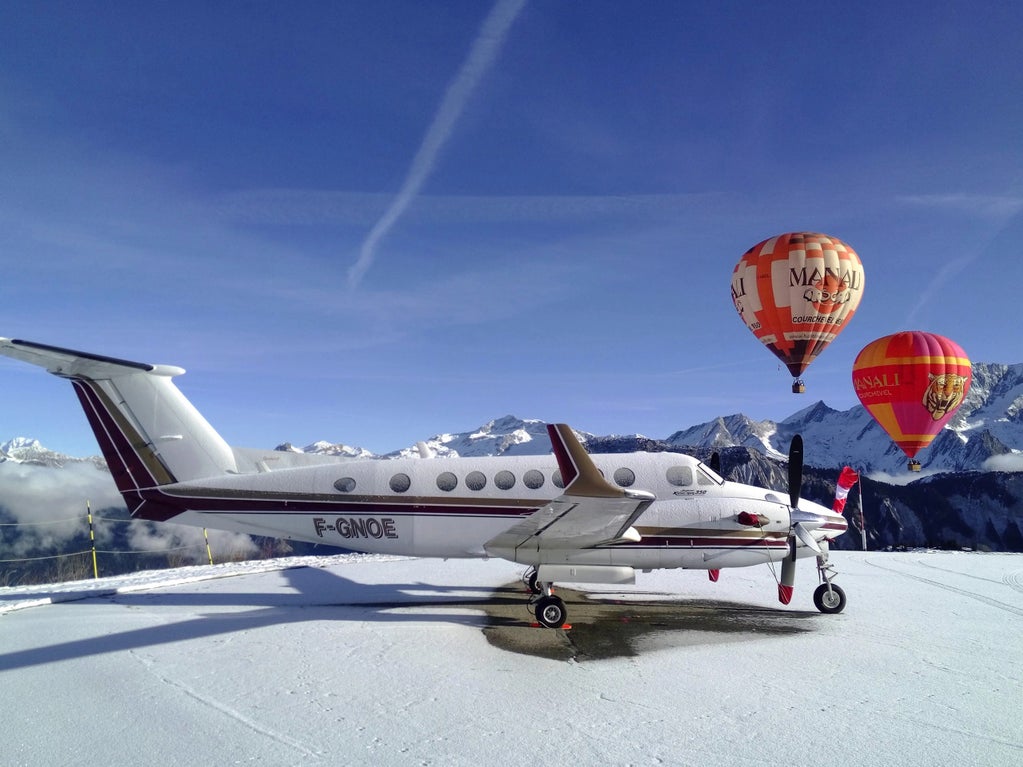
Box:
2, 552, 1020, 766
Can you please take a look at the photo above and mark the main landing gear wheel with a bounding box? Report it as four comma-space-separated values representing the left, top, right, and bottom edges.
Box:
535, 595, 568, 628
813, 583, 846, 614
526, 569, 542, 595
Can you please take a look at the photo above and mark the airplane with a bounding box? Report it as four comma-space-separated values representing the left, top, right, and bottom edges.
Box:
0, 337, 850, 628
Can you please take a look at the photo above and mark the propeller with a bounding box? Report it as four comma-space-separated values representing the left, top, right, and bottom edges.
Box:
709, 451, 721, 475
778, 435, 822, 605
787, 435, 802, 511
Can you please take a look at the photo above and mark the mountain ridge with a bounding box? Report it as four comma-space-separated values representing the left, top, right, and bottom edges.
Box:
5, 361, 1021, 474
4, 362, 1021, 554
286, 360, 1023, 475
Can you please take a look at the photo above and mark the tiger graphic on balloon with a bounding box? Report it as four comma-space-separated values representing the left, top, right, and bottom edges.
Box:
922, 372, 969, 421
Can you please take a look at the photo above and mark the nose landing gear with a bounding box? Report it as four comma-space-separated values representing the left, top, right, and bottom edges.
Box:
813, 554, 847, 614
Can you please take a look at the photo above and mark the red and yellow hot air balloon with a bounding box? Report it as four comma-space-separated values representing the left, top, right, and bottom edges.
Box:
732, 232, 865, 392
852, 331, 972, 471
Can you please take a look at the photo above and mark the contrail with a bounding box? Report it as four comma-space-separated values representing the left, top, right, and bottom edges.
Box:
347, 0, 528, 290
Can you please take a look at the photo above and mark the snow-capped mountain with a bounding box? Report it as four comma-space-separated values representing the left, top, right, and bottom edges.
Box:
665, 362, 1023, 473
274, 440, 375, 459
278, 415, 583, 461
0, 438, 106, 470
6, 363, 1021, 474
4, 362, 1022, 555
385, 415, 588, 459
289, 363, 1022, 473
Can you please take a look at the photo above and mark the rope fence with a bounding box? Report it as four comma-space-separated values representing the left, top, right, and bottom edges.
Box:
0, 500, 215, 580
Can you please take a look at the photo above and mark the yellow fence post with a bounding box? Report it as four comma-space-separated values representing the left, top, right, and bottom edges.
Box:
87, 500, 99, 579
203, 528, 214, 566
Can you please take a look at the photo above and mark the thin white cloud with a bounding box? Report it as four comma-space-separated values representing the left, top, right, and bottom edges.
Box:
347, 0, 528, 290
209, 188, 723, 226
897, 193, 1023, 220
982, 453, 1023, 473
865, 469, 940, 486
0, 462, 256, 564
904, 255, 974, 325
897, 193, 1023, 325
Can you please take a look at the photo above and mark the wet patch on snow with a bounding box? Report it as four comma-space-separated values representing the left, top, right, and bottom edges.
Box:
481, 584, 817, 661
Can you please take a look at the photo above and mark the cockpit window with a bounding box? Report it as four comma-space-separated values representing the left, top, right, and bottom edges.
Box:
697, 463, 724, 485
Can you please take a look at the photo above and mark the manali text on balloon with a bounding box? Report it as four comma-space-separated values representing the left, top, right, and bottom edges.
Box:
853, 330, 972, 471
732, 232, 865, 393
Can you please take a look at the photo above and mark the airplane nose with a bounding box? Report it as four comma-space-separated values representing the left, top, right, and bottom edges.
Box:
829, 509, 849, 535
807, 505, 848, 537
790, 502, 847, 538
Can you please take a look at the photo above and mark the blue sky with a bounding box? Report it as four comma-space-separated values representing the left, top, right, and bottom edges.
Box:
1, 1, 1021, 457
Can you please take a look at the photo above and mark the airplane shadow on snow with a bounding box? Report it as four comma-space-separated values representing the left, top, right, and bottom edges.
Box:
0, 566, 819, 668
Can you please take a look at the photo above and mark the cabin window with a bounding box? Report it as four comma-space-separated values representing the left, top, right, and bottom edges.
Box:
495, 470, 516, 490
553, 470, 564, 489
436, 471, 458, 492
334, 477, 357, 493
523, 469, 545, 489
613, 467, 636, 487
666, 465, 693, 487
466, 471, 487, 491
389, 473, 411, 493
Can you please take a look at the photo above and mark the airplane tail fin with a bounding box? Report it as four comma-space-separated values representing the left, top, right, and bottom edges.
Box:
0, 339, 238, 497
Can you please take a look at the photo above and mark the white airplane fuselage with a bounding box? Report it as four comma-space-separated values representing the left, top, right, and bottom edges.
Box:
0, 336, 851, 620
157, 447, 842, 571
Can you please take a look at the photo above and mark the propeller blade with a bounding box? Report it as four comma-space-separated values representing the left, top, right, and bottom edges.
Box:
779, 552, 796, 605
709, 451, 721, 474
793, 522, 823, 555
788, 434, 803, 510
778, 435, 811, 606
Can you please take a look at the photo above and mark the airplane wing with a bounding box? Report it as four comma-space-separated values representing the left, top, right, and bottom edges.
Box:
483, 424, 654, 561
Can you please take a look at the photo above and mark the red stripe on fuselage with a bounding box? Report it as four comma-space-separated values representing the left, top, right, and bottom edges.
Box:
628, 535, 788, 549
139, 487, 540, 522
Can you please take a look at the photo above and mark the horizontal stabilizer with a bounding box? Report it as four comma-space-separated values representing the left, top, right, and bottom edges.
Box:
0, 338, 184, 380
0, 337, 237, 487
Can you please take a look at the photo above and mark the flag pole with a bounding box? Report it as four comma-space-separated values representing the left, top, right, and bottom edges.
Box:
858, 472, 867, 551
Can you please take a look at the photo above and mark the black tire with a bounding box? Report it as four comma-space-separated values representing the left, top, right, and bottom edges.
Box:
526, 570, 542, 595
813, 583, 846, 614
535, 595, 567, 628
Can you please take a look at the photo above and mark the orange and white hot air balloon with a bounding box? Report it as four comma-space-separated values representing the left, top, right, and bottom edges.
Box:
731, 232, 865, 392
852, 331, 972, 471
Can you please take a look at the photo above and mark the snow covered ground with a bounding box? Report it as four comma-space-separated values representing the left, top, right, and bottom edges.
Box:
2, 551, 1020, 766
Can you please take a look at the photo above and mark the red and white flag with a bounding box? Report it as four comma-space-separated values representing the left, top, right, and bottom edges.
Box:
832, 466, 859, 515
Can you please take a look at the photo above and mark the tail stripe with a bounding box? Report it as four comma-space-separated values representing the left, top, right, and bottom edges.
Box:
72, 379, 176, 491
